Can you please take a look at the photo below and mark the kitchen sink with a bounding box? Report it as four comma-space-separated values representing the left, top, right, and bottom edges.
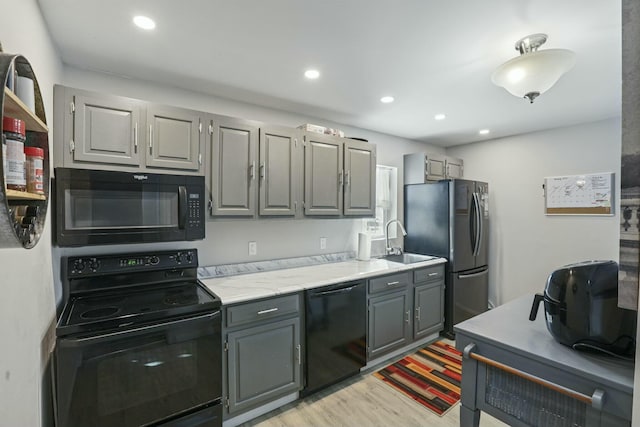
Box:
380, 253, 437, 264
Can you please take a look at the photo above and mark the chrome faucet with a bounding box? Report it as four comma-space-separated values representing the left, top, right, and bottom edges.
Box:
385, 219, 407, 255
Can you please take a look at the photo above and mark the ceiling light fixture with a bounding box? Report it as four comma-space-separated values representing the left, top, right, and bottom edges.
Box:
434, 113, 446, 121
133, 15, 156, 30
479, 129, 490, 135
304, 69, 320, 79
380, 96, 394, 104
491, 33, 575, 103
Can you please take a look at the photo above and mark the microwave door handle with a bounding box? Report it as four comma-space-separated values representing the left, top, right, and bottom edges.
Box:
178, 186, 187, 229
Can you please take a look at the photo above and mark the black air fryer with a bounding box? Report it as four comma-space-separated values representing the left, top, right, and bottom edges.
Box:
529, 260, 636, 358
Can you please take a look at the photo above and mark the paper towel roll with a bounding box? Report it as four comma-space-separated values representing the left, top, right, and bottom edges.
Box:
15, 76, 35, 112
357, 233, 371, 261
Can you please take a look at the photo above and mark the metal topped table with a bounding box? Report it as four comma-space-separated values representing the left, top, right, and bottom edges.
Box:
455, 294, 634, 427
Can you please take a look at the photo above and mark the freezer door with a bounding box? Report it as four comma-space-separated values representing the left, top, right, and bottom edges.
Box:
452, 179, 475, 272
452, 267, 489, 326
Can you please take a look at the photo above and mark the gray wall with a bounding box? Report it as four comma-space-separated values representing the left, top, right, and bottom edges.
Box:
447, 118, 621, 306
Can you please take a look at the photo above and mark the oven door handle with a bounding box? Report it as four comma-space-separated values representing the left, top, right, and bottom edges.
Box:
178, 185, 188, 229
59, 311, 220, 347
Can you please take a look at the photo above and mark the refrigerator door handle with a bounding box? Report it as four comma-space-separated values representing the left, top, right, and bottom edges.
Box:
476, 192, 484, 257
458, 269, 489, 279
471, 192, 481, 256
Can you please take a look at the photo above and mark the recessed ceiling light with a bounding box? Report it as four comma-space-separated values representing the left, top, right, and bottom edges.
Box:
380, 96, 394, 104
434, 113, 446, 121
479, 129, 490, 135
133, 15, 156, 30
304, 69, 320, 79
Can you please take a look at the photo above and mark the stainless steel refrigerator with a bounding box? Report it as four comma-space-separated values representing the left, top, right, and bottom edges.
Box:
404, 179, 489, 337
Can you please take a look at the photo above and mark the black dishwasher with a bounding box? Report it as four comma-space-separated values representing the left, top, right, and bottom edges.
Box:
302, 280, 366, 396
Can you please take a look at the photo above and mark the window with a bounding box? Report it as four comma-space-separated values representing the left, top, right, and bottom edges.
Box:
362, 165, 398, 239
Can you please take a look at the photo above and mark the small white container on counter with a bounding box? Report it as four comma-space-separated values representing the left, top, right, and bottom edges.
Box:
357, 233, 371, 261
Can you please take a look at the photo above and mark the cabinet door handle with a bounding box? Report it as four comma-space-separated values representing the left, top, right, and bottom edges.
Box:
259, 162, 265, 180
257, 307, 278, 315
416, 307, 421, 321
249, 161, 256, 180
345, 170, 350, 186
133, 123, 138, 153
386, 281, 400, 286
149, 124, 153, 155
428, 272, 439, 277
339, 170, 344, 186
296, 344, 301, 365
405, 310, 411, 324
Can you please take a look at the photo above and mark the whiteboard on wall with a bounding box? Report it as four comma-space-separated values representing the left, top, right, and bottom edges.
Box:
544, 172, 614, 215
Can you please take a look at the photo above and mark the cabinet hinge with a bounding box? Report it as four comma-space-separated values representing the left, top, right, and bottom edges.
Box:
294, 201, 297, 212
198, 122, 202, 133
224, 341, 228, 352
225, 397, 229, 408
70, 101, 75, 114
69, 139, 75, 154
294, 138, 298, 148
208, 124, 213, 135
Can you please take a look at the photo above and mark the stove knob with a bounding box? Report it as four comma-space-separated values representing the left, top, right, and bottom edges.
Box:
149, 256, 160, 265
185, 253, 193, 264
73, 259, 86, 273
175, 253, 182, 264
89, 259, 100, 272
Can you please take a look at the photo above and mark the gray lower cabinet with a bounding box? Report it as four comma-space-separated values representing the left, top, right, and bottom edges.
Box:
367, 272, 411, 359
367, 264, 446, 360
53, 85, 205, 174
413, 264, 445, 339
223, 294, 302, 417
209, 116, 259, 216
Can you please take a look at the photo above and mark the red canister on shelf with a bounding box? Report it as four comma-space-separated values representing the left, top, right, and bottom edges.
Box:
25, 147, 44, 194
2, 116, 27, 191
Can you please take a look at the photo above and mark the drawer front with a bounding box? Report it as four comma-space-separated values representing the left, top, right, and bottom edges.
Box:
226, 294, 299, 328
414, 264, 444, 283
368, 272, 410, 294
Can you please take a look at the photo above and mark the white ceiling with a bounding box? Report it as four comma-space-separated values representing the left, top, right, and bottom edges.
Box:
37, 0, 621, 147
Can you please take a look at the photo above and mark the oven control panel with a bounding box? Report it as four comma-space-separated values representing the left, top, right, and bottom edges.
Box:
66, 249, 198, 277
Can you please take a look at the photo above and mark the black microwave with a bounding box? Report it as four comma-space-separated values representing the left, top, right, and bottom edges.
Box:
54, 168, 205, 247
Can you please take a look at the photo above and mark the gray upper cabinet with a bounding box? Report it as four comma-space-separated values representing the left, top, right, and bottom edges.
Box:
343, 139, 376, 216
304, 132, 376, 217
54, 85, 204, 174
65, 89, 142, 167
304, 132, 343, 216
209, 116, 259, 217
146, 105, 202, 171
404, 152, 463, 183
259, 126, 300, 216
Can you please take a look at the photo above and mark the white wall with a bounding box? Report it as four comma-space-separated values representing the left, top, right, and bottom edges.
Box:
447, 118, 621, 305
0, 1, 63, 426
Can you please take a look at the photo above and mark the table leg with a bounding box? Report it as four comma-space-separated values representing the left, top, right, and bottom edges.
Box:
460, 404, 481, 427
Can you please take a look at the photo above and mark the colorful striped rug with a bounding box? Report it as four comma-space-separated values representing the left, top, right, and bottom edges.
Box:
373, 341, 462, 416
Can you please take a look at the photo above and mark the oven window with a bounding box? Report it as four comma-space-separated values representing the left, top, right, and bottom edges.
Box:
65, 188, 178, 229
97, 342, 197, 416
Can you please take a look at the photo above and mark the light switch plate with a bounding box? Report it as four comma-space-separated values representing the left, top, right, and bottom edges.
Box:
248, 241, 257, 256
320, 237, 327, 250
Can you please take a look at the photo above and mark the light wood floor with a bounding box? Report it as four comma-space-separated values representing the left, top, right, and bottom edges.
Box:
239, 369, 508, 427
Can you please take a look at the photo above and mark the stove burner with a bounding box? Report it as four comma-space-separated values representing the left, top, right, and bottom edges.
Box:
80, 307, 120, 319
164, 290, 199, 307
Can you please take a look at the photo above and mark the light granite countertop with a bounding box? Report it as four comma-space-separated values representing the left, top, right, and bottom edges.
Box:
200, 257, 447, 305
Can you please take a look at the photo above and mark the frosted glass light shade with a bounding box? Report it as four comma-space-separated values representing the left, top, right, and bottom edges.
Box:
491, 49, 576, 101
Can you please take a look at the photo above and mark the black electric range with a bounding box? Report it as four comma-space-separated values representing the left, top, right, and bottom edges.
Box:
55, 249, 223, 427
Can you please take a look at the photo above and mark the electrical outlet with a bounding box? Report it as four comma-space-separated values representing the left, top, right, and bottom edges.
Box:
248, 241, 257, 256
320, 237, 327, 250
